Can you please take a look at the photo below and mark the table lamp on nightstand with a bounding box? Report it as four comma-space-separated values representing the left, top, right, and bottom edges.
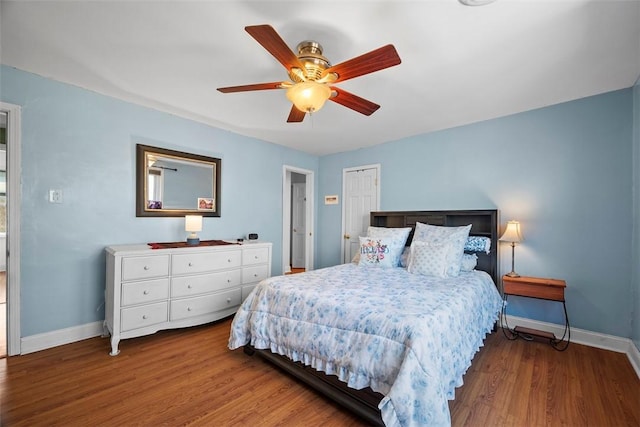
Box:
500, 220, 523, 277
185, 215, 202, 246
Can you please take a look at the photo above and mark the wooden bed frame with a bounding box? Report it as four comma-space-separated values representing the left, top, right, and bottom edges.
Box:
245, 209, 499, 425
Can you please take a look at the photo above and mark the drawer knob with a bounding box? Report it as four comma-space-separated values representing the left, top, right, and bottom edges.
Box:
143, 266, 150, 271
187, 307, 192, 311
226, 298, 231, 303
142, 315, 148, 320
254, 255, 258, 259
227, 279, 231, 283
187, 284, 192, 289
143, 290, 149, 295
254, 273, 258, 277
227, 259, 232, 263
188, 262, 193, 267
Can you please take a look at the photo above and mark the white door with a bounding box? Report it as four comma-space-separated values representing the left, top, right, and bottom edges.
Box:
282, 165, 314, 275
342, 166, 379, 264
291, 183, 306, 268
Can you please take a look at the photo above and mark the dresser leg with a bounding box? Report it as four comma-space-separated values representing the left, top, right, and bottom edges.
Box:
109, 336, 120, 356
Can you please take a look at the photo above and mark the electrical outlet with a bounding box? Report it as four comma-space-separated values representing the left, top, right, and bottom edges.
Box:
49, 189, 63, 203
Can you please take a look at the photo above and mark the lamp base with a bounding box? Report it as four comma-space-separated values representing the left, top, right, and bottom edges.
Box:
505, 271, 520, 278
186, 237, 200, 246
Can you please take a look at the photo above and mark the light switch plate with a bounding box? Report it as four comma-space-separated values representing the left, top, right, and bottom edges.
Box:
49, 189, 63, 203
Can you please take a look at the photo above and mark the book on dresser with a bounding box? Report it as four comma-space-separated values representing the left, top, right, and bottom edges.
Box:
104, 241, 272, 355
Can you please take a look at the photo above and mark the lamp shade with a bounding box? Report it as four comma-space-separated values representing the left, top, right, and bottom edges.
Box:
286, 81, 331, 113
185, 215, 202, 233
499, 220, 523, 243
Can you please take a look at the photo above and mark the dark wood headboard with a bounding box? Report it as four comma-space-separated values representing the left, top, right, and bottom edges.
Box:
370, 209, 498, 285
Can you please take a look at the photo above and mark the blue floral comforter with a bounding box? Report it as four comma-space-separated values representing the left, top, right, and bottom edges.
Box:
228, 263, 502, 426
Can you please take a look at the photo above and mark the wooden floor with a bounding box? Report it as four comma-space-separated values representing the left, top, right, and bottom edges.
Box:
1, 317, 638, 426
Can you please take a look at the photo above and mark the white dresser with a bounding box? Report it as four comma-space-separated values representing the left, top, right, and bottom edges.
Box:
104, 241, 271, 355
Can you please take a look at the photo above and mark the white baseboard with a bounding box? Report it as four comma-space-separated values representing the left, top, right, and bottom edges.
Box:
504, 314, 640, 379
627, 340, 640, 379
20, 321, 104, 355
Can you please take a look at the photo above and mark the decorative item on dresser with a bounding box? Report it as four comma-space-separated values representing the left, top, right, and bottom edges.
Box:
104, 241, 272, 355
185, 215, 203, 245
501, 274, 570, 351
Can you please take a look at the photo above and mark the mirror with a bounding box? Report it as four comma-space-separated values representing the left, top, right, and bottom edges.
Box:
136, 144, 221, 217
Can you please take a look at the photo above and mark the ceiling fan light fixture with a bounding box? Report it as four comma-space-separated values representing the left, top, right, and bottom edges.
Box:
286, 81, 331, 113
458, 0, 497, 5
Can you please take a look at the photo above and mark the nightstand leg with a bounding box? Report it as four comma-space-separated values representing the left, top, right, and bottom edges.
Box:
500, 295, 518, 340
550, 301, 570, 351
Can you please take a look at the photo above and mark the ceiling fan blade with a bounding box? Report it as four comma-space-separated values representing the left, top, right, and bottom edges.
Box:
329, 87, 380, 116
245, 25, 305, 71
323, 44, 401, 83
217, 82, 284, 93
287, 105, 306, 123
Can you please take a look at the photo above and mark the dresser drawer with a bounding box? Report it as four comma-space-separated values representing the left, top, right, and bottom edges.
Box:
242, 284, 258, 301
243, 247, 270, 266
121, 278, 169, 306
170, 288, 241, 321
171, 269, 242, 297
121, 302, 168, 332
122, 255, 170, 281
242, 264, 269, 284
172, 250, 241, 275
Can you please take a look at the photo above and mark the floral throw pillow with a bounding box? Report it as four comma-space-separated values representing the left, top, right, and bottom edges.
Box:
464, 236, 491, 254
407, 241, 449, 278
358, 236, 394, 268
367, 226, 412, 267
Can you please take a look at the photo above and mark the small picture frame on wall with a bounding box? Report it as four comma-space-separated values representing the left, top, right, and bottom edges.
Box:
325, 195, 339, 205
198, 197, 215, 210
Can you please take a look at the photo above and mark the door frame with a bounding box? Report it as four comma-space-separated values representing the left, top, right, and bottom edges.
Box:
1, 102, 21, 356
340, 164, 381, 264
282, 165, 314, 274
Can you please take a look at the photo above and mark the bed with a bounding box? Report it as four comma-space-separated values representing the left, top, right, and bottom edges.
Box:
228, 210, 501, 426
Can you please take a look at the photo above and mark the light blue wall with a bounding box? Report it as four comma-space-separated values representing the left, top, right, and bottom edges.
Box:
633, 78, 640, 351
318, 89, 633, 338
0, 65, 318, 337
1, 63, 637, 342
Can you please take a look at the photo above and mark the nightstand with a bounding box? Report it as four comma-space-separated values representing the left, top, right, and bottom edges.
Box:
501, 275, 570, 351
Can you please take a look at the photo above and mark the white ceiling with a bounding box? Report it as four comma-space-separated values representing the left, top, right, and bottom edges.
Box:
1, 1, 639, 156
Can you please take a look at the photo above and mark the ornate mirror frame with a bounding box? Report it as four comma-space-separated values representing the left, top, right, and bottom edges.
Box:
136, 144, 221, 217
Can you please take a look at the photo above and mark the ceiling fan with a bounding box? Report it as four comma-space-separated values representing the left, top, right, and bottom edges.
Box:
217, 25, 402, 123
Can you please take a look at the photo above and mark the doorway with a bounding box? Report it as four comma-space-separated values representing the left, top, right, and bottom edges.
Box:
282, 166, 314, 275
341, 164, 381, 264
0, 112, 5, 357
1, 102, 21, 357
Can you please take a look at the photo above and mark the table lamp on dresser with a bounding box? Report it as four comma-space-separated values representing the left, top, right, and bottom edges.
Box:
185, 215, 202, 245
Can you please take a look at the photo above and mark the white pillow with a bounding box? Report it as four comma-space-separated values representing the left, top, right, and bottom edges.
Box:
413, 223, 472, 277
367, 226, 411, 267
407, 241, 449, 278
357, 236, 394, 268
461, 253, 478, 272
